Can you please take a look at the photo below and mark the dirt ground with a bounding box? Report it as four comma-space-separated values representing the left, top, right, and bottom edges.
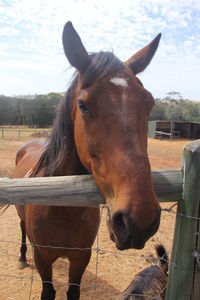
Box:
0, 138, 189, 299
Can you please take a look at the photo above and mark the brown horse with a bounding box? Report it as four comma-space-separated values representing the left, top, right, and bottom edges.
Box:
13, 22, 161, 300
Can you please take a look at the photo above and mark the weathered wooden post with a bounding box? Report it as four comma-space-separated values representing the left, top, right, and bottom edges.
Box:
166, 140, 200, 299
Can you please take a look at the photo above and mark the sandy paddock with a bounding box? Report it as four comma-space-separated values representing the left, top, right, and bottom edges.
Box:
0, 138, 188, 299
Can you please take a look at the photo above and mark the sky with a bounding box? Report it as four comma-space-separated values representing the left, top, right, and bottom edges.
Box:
0, 0, 200, 100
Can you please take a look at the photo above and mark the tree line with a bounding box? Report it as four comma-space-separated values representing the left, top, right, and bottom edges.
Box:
150, 98, 200, 122
0, 94, 200, 127
0, 93, 62, 127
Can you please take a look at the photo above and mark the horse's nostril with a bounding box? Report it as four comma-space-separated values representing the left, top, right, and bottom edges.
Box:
112, 211, 130, 242
111, 208, 161, 250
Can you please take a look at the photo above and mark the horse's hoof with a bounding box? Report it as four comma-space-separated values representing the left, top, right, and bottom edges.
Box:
18, 261, 29, 269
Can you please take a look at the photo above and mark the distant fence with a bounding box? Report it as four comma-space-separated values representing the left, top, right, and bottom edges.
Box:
0, 128, 51, 140
0, 140, 200, 299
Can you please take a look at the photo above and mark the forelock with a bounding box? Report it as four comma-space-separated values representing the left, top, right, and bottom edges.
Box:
81, 51, 124, 89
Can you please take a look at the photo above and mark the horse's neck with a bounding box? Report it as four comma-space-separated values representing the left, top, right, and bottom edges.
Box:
58, 143, 89, 176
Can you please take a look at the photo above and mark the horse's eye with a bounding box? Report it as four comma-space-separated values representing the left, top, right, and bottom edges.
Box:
78, 100, 89, 114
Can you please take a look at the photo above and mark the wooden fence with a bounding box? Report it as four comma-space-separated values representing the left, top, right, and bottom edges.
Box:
0, 128, 51, 139
0, 169, 182, 206
166, 140, 200, 300
0, 140, 200, 299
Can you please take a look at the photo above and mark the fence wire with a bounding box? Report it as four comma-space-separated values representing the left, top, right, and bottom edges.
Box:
0, 203, 185, 300
0, 203, 200, 300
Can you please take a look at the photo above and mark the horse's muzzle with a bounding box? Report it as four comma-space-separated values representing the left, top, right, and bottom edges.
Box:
110, 208, 161, 250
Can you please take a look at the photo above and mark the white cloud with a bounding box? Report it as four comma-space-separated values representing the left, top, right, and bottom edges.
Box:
0, 0, 199, 99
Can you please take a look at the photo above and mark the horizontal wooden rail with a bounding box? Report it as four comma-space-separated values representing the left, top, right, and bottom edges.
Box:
155, 130, 172, 136
155, 130, 181, 141
0, 169, 182, 206
152, 169, 182, 201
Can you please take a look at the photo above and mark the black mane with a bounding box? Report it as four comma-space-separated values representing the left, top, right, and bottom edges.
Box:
33, 51, 123, 176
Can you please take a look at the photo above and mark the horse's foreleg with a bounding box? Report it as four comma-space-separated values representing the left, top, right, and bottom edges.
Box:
67, 249, 91, 300
18, 220, 29, 269
34, 248, 56, 300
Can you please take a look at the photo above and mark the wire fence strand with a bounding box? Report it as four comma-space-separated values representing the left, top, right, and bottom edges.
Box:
0, 204, 196, 299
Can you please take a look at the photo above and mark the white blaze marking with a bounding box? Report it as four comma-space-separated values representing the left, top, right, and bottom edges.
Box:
110, 77, 128, 87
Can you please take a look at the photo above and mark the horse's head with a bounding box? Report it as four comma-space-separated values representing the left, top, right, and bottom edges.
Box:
62, 22, 161, 250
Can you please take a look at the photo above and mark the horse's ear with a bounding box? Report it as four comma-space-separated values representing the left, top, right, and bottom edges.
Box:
62, 21, 90, 73
125, 33, 161, 75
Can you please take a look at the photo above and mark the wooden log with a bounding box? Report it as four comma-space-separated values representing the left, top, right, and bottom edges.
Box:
152, 169, 182, 202
0, 175, 103, 207
0, 169, 182, 206
166, 140, 200, 300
